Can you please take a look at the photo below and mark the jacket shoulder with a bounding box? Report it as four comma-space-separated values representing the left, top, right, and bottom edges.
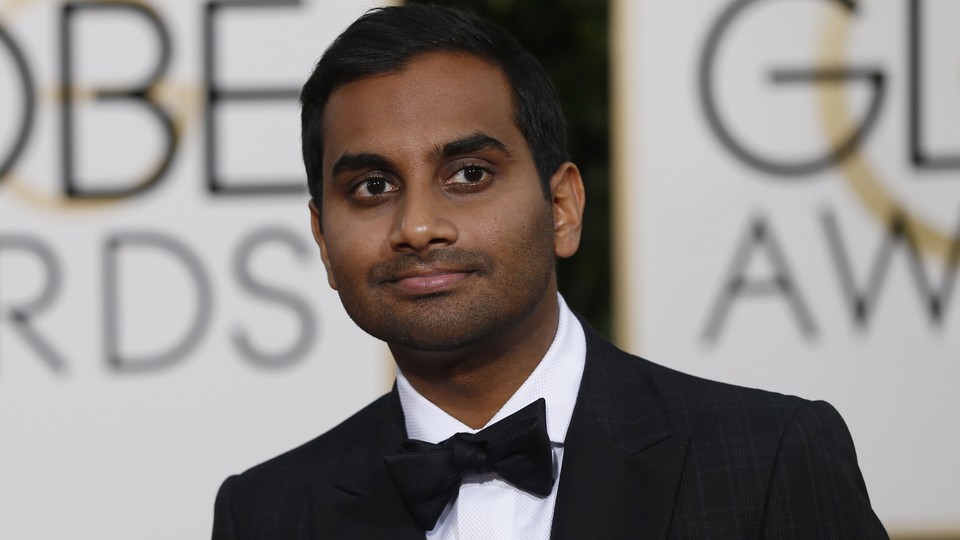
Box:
585, 326, 811, 429
582, 326, 885, 536
255, 392, 391, 468
212, 392, 397, 539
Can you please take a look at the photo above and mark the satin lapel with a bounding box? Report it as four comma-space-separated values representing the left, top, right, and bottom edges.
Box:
551, 322, 689, 540
311, 389, 425, 540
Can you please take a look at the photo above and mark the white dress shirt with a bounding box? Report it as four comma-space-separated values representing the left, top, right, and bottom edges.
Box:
396, 294, 586, 540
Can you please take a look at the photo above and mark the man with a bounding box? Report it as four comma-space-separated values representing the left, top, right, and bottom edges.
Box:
213, 4, 887, 539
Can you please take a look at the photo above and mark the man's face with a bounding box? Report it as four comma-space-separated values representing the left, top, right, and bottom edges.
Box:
312, 52, 580, 352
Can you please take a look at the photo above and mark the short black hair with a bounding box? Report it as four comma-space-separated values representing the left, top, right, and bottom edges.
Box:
300, 3, 568, 209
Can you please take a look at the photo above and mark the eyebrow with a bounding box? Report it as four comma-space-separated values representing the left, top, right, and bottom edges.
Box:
330, 153, 394, 178
436, 133, 511, 160
330, 133, 511, 179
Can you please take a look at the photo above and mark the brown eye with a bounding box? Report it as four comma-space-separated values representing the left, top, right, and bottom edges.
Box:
448, 165, 491, 186
352, 175, 398, 200
462, 166, 485, 183
366, 178, 387, 195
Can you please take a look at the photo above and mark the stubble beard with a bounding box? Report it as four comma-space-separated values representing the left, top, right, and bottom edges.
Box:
337, 211, 556, 352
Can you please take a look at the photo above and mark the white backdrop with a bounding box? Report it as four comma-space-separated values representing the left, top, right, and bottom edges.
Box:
617, 0, 960, 534
0, 1, 390, 539
6, 0, 960, 538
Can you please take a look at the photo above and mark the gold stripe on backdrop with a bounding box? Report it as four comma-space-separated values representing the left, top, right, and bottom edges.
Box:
610, 0, 641, 353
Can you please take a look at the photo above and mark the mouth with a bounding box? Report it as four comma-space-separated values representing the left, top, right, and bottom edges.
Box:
371, 250, 492, 296
388, 268, 473, 294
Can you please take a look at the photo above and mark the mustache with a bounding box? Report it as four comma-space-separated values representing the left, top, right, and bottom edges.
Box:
369, 249, 494, 283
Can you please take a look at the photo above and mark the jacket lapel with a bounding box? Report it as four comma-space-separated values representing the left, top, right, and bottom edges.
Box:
551, 322, 689, 540
311, 390, 426, 540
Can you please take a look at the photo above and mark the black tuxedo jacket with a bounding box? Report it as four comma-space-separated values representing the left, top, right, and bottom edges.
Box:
213, 322, 887, 539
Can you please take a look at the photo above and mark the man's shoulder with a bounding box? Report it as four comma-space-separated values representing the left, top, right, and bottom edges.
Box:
583, 331, 887, 534
639, 351, 811, 418
595, 347, 884, 536
220, 391, 396, 502
584, 326, 833, 439
212, 393, 402, 538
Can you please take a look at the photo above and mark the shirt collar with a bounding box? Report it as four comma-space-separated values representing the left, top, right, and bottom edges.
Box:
396, 294, 586, 445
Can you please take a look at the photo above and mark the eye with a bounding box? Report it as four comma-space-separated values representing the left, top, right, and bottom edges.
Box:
351, 175, 398, 199
448, 165, 492, 185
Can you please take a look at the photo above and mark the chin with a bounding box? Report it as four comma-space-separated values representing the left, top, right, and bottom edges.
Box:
346, 294, 535, 353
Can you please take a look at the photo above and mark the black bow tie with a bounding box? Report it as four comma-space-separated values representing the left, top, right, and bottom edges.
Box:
383, 398, 555, 531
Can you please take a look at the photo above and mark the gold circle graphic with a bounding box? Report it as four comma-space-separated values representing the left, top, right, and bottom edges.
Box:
0, 0, 194, 214
816, 4, 956, 261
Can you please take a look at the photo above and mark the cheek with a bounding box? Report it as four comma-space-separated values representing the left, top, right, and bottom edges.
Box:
471, 213, 506, 246
329, 244, 366, 279
323, 228, 376, 284
474, 189, 550, 240
484, 202, 554, 258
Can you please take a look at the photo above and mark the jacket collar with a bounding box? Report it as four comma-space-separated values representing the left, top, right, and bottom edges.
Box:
313, 390, 425, 539
550, 319, 689, 540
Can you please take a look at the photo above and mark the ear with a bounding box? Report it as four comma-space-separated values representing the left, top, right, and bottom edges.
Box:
549, 162, 586, 259
309, 200, 338, 290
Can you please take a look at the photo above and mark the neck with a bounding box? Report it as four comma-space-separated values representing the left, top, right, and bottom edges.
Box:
391, 292, 560, 429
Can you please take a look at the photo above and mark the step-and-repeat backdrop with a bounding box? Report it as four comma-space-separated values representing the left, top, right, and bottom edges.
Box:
0, 1, 390, 539
618, 0, 959, 534
4, 0, 958, 538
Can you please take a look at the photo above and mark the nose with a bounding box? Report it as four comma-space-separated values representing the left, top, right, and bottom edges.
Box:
388, 186, 458, 252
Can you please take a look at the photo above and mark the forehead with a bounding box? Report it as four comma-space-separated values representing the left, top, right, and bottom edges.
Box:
320, 52, 526, 171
